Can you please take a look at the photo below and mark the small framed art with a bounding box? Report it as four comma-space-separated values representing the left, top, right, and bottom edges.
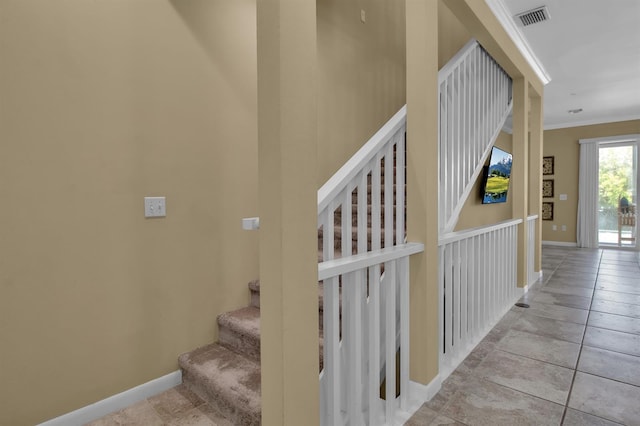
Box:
543, 156, 554, 175
542, 179, 554, 198
542, 202, 554, 220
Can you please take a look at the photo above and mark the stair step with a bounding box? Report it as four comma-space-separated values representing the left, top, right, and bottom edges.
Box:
179, 343, 261, 426
351, 189, 399, 204
218, 306, 261, 361
333, 203, 401, 227
244, 280, 330, 371
318, 225, 400, 251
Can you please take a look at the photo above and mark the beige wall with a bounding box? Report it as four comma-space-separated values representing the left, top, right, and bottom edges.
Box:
0, 1, 258, 424
438, 0, 472, 68
542, 120, 640, 243
456, 132, 514, 230
317, 0, 406, 183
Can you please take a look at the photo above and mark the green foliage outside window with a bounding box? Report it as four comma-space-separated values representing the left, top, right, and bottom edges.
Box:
599, 146, 633, 209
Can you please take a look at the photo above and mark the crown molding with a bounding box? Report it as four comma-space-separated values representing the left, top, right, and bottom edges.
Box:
485, 0, 552, 86
544, 114, 640, 131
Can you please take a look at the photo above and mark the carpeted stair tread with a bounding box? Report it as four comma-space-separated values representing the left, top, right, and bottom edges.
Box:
218, 306, 261, 361
179, 343, 261, 426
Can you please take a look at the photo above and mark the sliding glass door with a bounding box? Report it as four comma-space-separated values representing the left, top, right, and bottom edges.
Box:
598, 143, 637, 247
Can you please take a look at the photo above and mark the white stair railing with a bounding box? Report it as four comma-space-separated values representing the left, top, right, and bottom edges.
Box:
438, 219, 521, 378
317, 106, 424, 425
438, 39, 513, 233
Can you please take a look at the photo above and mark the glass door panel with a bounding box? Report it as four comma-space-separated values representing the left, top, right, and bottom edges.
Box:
598, 144, 637, 247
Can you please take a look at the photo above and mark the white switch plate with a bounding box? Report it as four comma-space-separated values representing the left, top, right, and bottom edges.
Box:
242, 217, 260, 230
144, 197, 166, 217
559, 194, 568, 201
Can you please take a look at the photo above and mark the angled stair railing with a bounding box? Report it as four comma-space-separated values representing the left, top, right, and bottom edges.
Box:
439, 39, 513, 234
436, 39, 520, 384
317, 105, 424, 425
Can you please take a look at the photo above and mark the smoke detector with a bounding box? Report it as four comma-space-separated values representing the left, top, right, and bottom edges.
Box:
515, 6, 550, 27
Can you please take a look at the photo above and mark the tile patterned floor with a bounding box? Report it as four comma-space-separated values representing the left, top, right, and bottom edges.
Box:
407, 246, 640, 426
88, 247, 639, 426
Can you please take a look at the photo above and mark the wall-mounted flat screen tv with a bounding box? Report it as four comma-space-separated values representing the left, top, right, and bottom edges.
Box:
481, 146, 512, 204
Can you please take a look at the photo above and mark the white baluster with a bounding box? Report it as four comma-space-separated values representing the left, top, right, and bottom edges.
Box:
323, 275, 340, 425
399, 257, 410, 410
460, 239, 468, 349
385, 260, 396, 423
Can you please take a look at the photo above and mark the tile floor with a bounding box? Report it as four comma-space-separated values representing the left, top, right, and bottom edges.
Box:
88, 246, 639, 426
407, 246, 640, 426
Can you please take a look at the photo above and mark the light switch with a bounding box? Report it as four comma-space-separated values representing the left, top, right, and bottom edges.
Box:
144, 197, 166, 218
242, 217, 260, 230
559, 194, 568, 201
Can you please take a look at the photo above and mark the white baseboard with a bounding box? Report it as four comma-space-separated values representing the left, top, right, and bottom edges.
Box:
393, 377, 442, 424
38, 371, 182, 426
542, 240, 577, 247
523, 271, 543, 293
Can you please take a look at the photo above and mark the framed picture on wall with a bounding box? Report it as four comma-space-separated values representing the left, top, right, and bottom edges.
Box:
543, 156, 555, 175
542, 202, 554, 220
542, 179, 554, 198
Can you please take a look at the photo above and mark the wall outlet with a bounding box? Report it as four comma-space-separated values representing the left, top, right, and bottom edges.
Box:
559, 194, 568, 201
561, 225, 567, 231
552, 224, 557, 231
144, 197, 166, 218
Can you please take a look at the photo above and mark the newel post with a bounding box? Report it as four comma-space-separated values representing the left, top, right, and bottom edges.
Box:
257, 1, 319, 424
406, 0, 440, 386
512, 77, 529, 288
529, 93, 544, 275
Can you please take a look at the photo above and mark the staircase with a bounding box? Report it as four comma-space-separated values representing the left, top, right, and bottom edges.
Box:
178, 168, 403, 426
178, 38, 510, 426
179, 108, 412, 426
178, 288, 262, 425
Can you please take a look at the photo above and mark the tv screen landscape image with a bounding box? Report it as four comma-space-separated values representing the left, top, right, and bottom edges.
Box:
482, 146, 512, 204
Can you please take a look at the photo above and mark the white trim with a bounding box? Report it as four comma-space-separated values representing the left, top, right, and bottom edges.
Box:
38, 371, 182, 426
485, 0, 551, 86
518, 271, 542, 290
579, 134, 640, 145
542, 240, 577, 247
437, 38, 479, 84
439, 218, 523, 246
393, 378, 443, 424
317, 106, 406, 214
545, 115, 640, 131
317, 243, 424, 281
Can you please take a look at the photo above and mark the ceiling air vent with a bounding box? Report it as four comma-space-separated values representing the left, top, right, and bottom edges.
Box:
515, 6, 550, 27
